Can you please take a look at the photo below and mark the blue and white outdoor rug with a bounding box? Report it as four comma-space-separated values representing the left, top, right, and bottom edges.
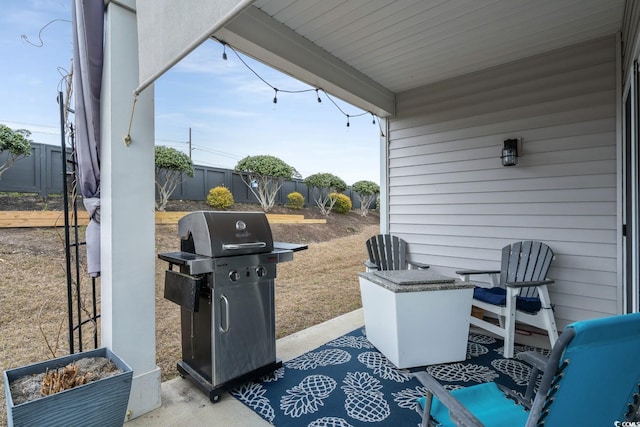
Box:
231, 327, 547, 426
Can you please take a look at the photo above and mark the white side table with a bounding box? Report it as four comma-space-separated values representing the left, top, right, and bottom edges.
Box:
359, 270, 474, 369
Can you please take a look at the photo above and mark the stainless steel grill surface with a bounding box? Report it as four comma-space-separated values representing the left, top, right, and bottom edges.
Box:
158, 211, 305, 402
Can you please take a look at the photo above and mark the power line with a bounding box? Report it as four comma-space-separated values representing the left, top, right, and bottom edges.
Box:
0, 119, 59, 131
2, 118, 272, 164
156, 141, 186, 149
191, 144, 242, 160
155, 136, 242, 160
1, 119, 241, 160
156, 137, 187, 145
192, 158, 229, 169
26, 129, 61, 136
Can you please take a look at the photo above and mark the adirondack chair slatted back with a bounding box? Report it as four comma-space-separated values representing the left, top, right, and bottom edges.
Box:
366, 234, 407, 271
500, 241, 554, 298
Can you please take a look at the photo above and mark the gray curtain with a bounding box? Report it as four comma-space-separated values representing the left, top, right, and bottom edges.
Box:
72, 0, 103, 277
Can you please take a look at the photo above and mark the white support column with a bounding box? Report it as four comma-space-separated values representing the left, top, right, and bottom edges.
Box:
101, 0, 161, 420
379, 117, 389, 234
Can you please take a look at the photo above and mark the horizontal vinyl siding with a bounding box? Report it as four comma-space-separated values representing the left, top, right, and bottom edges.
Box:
388, 36, 618, 328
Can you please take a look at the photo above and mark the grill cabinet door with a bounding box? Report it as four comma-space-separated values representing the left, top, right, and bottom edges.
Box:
211, 266, 276, 386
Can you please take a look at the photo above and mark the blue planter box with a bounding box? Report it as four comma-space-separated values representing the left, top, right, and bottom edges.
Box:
3, 348, 133, 427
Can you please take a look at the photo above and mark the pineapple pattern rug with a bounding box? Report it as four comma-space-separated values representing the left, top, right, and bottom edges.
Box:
231, 327, 546, 426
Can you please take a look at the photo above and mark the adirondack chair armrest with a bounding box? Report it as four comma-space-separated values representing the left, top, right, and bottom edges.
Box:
364, 260, 377, 269
412, 371, 483, 427
408, 260, 430, 270
455, 269, 501, 276
504, 279, 554, 288
456, 269, 500, 284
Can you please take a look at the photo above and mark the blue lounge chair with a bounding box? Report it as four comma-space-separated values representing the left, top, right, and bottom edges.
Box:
413, 312, 640, 426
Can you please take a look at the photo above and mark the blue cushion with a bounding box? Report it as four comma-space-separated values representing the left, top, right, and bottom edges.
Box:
417, 382, 529, 427
473, 287, 542, 313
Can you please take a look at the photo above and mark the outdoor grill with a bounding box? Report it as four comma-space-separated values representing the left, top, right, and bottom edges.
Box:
158, 211, 305, 402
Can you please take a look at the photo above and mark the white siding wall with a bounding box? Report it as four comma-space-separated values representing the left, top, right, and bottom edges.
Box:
388, 36, 618, 328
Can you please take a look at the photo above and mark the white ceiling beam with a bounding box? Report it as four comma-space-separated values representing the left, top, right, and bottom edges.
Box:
216, 5, 396, 117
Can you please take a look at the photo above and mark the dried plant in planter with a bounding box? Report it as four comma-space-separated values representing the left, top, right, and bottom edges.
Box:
9, 356, 121, 405
41, 363, 92, 396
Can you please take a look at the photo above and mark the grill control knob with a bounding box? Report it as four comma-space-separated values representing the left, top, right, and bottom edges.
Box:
256, 266, 267, 278
229, 270, 239, 282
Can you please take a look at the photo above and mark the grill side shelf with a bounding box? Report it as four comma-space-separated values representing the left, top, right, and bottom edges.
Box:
158, 251, 215, 275
273, 242, 308, 252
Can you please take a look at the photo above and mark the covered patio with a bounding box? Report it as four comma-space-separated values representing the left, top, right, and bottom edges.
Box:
90, 0, 640, 421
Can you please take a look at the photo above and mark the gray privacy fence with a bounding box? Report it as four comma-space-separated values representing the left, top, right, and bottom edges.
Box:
0, 143, 64, 196
0, 142, 371, 209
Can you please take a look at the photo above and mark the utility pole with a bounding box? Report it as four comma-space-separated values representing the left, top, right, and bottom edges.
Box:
188, 127, 192, 160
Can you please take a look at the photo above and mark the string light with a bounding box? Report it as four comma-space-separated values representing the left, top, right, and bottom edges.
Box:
213, 37, 383, 134
378, 117, 386, 138
21, 18, 71, 48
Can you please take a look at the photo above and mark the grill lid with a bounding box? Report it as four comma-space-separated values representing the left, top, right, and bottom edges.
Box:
178, 211, 274, 258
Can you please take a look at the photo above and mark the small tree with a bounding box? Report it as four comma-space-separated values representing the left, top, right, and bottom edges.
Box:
352, 180, 380, 217
234, 155, 294, 212
0, 124, 32, 180
155, 146, 194, 211
304, 172, 347, 215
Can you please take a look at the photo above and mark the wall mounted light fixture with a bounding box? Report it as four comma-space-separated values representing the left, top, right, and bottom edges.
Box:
501, 138, 519, 166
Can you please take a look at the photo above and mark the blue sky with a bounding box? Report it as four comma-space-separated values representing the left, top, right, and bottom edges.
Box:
0, 1, 381, 185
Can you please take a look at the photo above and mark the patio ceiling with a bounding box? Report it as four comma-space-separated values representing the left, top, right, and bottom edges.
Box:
213, 0, 626, 117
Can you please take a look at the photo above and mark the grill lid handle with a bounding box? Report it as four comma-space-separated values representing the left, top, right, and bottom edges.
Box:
222, 242, 268, 250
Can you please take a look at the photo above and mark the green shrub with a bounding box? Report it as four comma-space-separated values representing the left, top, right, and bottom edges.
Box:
329, 192, 352, 214
286, 191, 304, 209
206, 186, 234, 210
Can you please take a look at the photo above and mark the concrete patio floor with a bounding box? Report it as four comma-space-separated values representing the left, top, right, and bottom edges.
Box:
126, 309, 365, 426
